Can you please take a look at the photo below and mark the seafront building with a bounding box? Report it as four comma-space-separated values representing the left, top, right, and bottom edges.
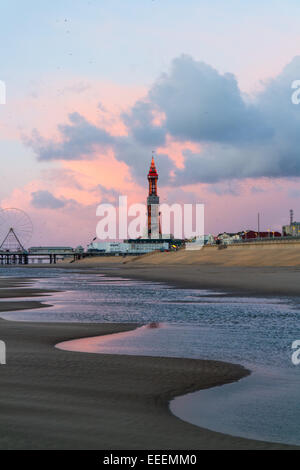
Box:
87, 240, 170, 255
217, 232, 242, 244
282, 222, 300, 237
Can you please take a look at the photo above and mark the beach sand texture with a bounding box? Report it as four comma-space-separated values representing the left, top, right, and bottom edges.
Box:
0, 275, 297, 449
124, 242, 300, 267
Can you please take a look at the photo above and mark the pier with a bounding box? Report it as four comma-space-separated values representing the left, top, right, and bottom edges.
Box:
0, 250, 84, 265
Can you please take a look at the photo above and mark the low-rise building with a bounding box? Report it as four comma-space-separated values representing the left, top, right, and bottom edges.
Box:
87, 240, 170, 255
217, 232, 242, 244
241, 230, 281, 240
282, 222, 300, 237
189, 234, 215, 245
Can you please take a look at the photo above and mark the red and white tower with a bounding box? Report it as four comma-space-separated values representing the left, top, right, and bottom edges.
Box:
147, 156, 161, 238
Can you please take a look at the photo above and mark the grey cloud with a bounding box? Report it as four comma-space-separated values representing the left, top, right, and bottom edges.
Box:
174, 139, 296, 185
121, 100, 166, 147
26, 111, 174, 184
167, 55, 300, 184
164, 187, 201, 204
31, 190, 66, 209
148, 54, 270, 144
207, 180, 241, 196
113, 137, 174, 185
27, 112, 114, 161
27, 54, 300, 187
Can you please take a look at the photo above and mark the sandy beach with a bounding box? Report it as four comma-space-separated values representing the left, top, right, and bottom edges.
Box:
36, 259, 300, 298
23, 242, 300, 297
0, 275, 297, 449
106, 264, 300, 297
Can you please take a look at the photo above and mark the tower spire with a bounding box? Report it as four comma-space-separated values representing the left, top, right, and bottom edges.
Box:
148, 154, 158, 191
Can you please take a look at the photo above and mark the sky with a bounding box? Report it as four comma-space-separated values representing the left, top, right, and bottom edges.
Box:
1, 0, 300, 246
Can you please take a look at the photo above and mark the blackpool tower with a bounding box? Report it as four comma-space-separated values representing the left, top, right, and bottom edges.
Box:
147, 156, 161, 239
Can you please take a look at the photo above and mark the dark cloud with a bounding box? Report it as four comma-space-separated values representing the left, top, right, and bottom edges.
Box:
174, 144, 268, 184
31, 190, 66, 209
163, 187, 200, 204
148, 54, 270, 144
121, 100, 166, 147
27, 55, 300, 186
26, 111, 174, 184
27, 112, 114, 161
113, 137, 174, 185
165, 55, 300, 184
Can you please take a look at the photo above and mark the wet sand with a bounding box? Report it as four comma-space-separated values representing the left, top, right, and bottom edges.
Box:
0, 277, 59, 298
38, 259, 300, 297
107, 264, 300, 297
23, 244, 300, 296
0, 276, 297, 449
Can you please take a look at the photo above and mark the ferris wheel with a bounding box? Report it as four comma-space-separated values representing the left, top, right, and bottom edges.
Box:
0, 208, 33, 251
